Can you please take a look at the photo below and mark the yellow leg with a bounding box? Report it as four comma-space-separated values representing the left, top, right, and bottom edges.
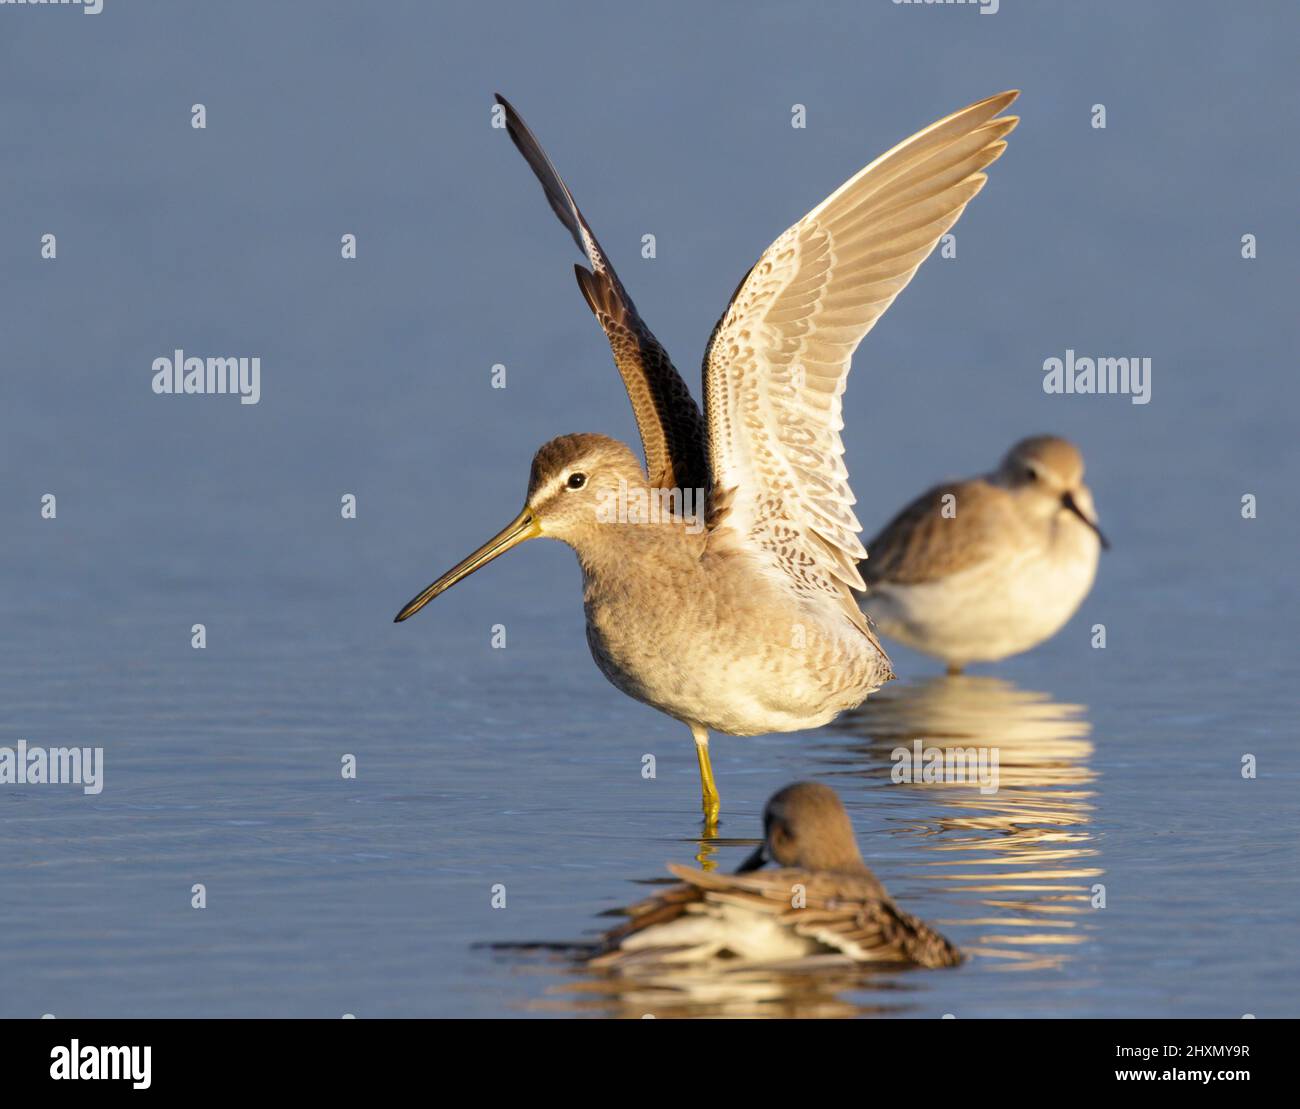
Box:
691, 724, 720, 830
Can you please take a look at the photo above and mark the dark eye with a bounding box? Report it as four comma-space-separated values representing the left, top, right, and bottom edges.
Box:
566, 472, 587, 491
1024, 466, 1038, 482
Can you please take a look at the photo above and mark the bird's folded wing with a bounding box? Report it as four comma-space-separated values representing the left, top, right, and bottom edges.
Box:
495, 94, 709, 493
703, 91, 1019, 610
789, 899, 964, 967
674, 865, 961, 966
863, 478, 1016, 586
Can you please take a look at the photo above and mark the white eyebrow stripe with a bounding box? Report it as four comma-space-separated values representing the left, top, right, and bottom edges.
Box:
535, 472, 570, 502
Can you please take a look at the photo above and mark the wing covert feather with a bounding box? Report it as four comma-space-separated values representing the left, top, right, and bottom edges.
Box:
703, 92, 1019, 612
863, 479, 1014, 586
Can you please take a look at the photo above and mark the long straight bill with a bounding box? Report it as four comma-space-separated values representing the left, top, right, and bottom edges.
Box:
393, 507, 540, 622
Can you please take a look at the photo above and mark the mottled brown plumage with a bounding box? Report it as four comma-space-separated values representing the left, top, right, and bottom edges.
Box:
397, 93, 1021, 824
497, 93, 709, 495
593, 783, 962, 969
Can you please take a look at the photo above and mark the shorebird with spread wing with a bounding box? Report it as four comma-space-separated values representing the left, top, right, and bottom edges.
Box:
395, 91, 1020, 827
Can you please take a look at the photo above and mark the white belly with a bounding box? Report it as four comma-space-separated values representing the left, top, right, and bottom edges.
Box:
585, 595, 884, 736
862, 534, 1099, 666
616, 902, 823, 963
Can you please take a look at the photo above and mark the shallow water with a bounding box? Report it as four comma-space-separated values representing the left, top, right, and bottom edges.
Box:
2, 2, 1298, 1017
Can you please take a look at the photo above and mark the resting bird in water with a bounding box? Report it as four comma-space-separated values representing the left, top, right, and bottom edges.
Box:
395, 91, 1020, 827
860, 436, 1108, 674
592, 782, 962, 969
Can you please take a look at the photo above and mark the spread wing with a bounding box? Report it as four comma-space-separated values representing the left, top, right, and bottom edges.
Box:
863, 478, 1017, 586
703, 91, 1019, 611
495, 94, 709, 493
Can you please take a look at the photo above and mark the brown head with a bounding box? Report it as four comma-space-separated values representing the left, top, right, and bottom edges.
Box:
524, 433, 649, 539
992, 435, 1109, 550
735, 782, 867, 874
393, 433, 647, 622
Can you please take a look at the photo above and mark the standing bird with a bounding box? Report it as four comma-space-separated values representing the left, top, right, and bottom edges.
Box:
860, 436, 1108, 673
395, 91, 1020, 826
592, 782, 962, 968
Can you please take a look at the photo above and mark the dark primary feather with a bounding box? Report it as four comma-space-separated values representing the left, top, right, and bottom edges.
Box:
494, 93, 710, 495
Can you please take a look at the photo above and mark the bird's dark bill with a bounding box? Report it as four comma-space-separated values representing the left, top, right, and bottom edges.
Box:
1063, 493, 1110, 550
394, 507, 540, 622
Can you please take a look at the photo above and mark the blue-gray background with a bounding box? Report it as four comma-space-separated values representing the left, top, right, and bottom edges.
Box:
1, 0, 1296, 1017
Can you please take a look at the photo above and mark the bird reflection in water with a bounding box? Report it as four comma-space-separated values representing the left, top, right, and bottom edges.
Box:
830, 674, 1100, 973
508, 675, 1098, 1016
